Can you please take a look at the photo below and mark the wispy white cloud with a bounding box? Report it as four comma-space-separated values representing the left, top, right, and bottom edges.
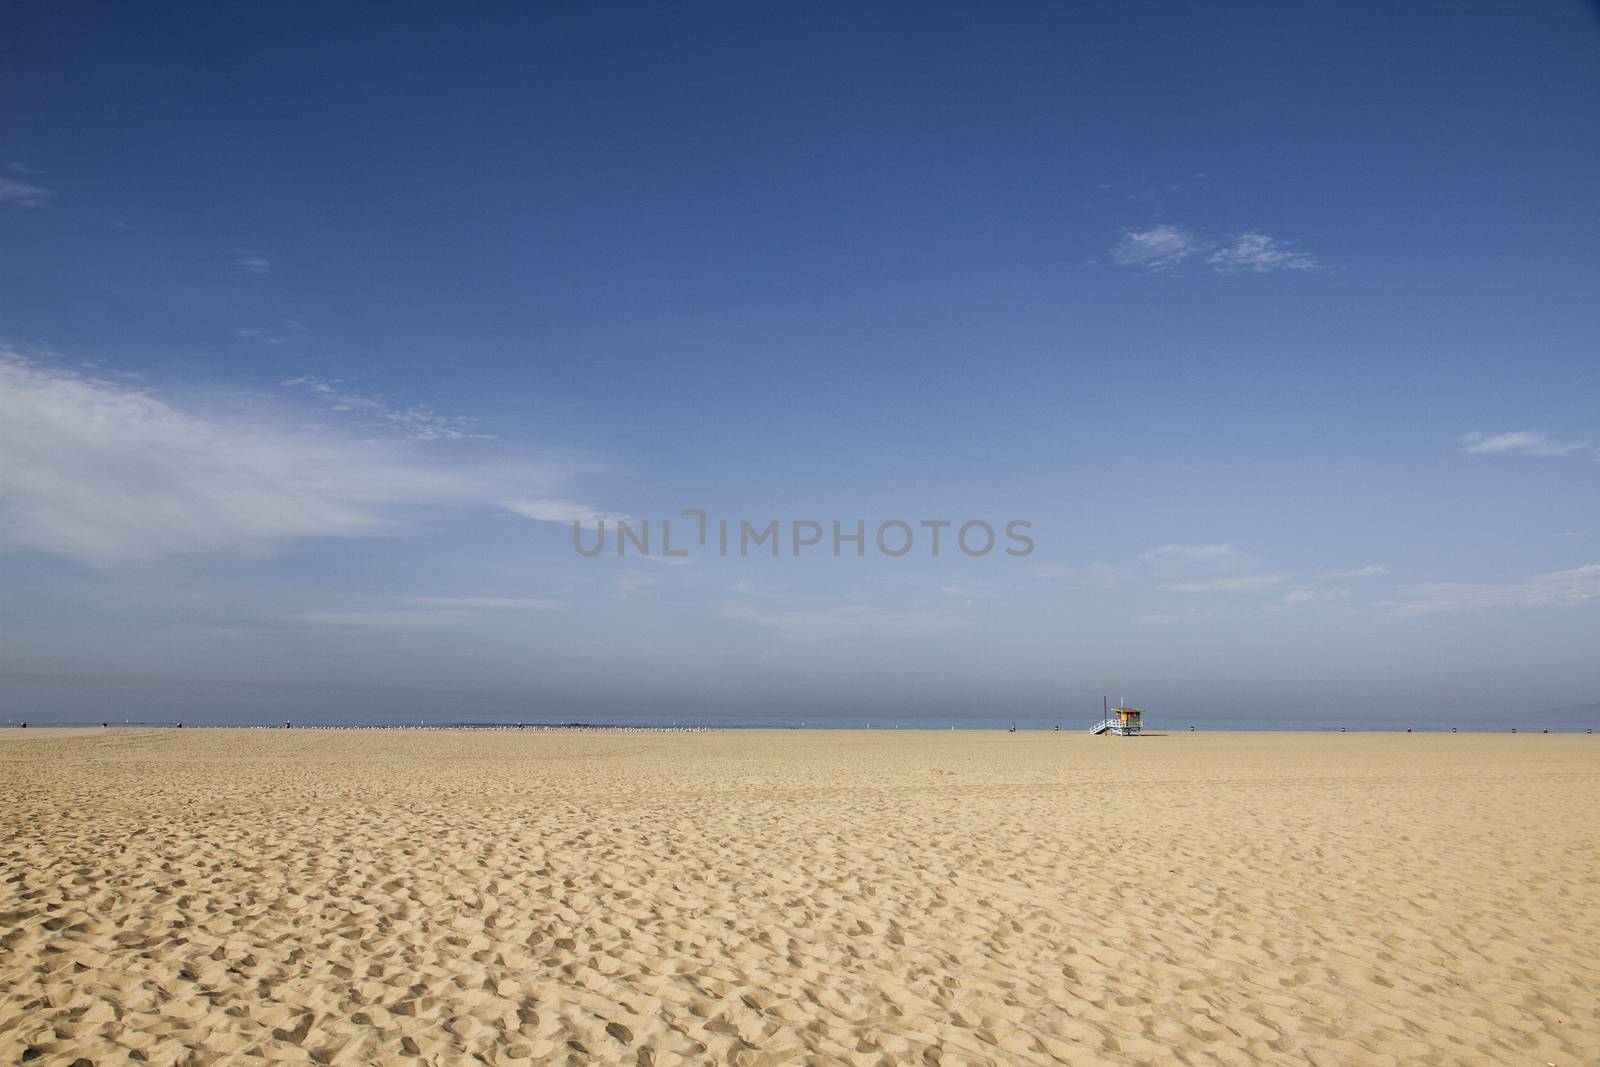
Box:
1142, 545, 1384, 595
0, 349, 542, 563
294, 597, 567, 627
1025, 562, 1122, 583
1460, 431, 1587, 457
295, 611, 465, 628
1321, 564, 1389, 579
0, 176, 54, 207
1140, 543, 1264, 589
1163, 575, 1284, 593
720, 602, 963, 644
614, 572, 660, 596
1140, 543, 1242, 564
401, 596, 565, 610
238, 318, 306, 346
1283, 587, 1351, 605
1113, 227, 1322, 274
233, 250, 272, 275
1206, 232, 1319, 273
500, 498, 632, 526
1378, 564, 1600, 617
282, 376, 492, 440
1111, 226, 1199, 270
1131, 612, 1189, 625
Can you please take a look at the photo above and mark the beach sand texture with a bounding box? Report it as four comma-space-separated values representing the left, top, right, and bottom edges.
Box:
2, 729, 1596, 1066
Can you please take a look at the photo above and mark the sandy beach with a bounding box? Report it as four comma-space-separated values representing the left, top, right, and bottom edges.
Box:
1, 729, 1595, 1066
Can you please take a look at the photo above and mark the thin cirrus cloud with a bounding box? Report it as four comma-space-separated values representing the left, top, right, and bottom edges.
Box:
0, 349, 555, 564
500, 498, 632, 526
400, 596, 565, 610
1131, 612, 1190, 625
1110, 225, 1199, 270
719, 601, 963, 645
1161, 575, 1285, 593
1143, 544, 1372, 596
1378, 563, 1600, 617
1283, 587, 1352, 605
233, 249, 272, 275
1139, 543, 1243, 564
1141, 543, 1268, 590
282, 376, 493, 441
1024, 562, 1122, 583
1205, 233, 1319, 273
0, 175, 55, 207
238, 318, 306, 347
293, 611, 468, 628
1320, 564, 1389, 579
294, 597, 567, 627
1112, 227, 1321, 274
1460, 431, 1587, 457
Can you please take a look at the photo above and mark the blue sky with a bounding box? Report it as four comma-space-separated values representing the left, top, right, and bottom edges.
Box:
2, 3, 1597, 726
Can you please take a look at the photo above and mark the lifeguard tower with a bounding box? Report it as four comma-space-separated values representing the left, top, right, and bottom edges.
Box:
1090, 697, 1143, 736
